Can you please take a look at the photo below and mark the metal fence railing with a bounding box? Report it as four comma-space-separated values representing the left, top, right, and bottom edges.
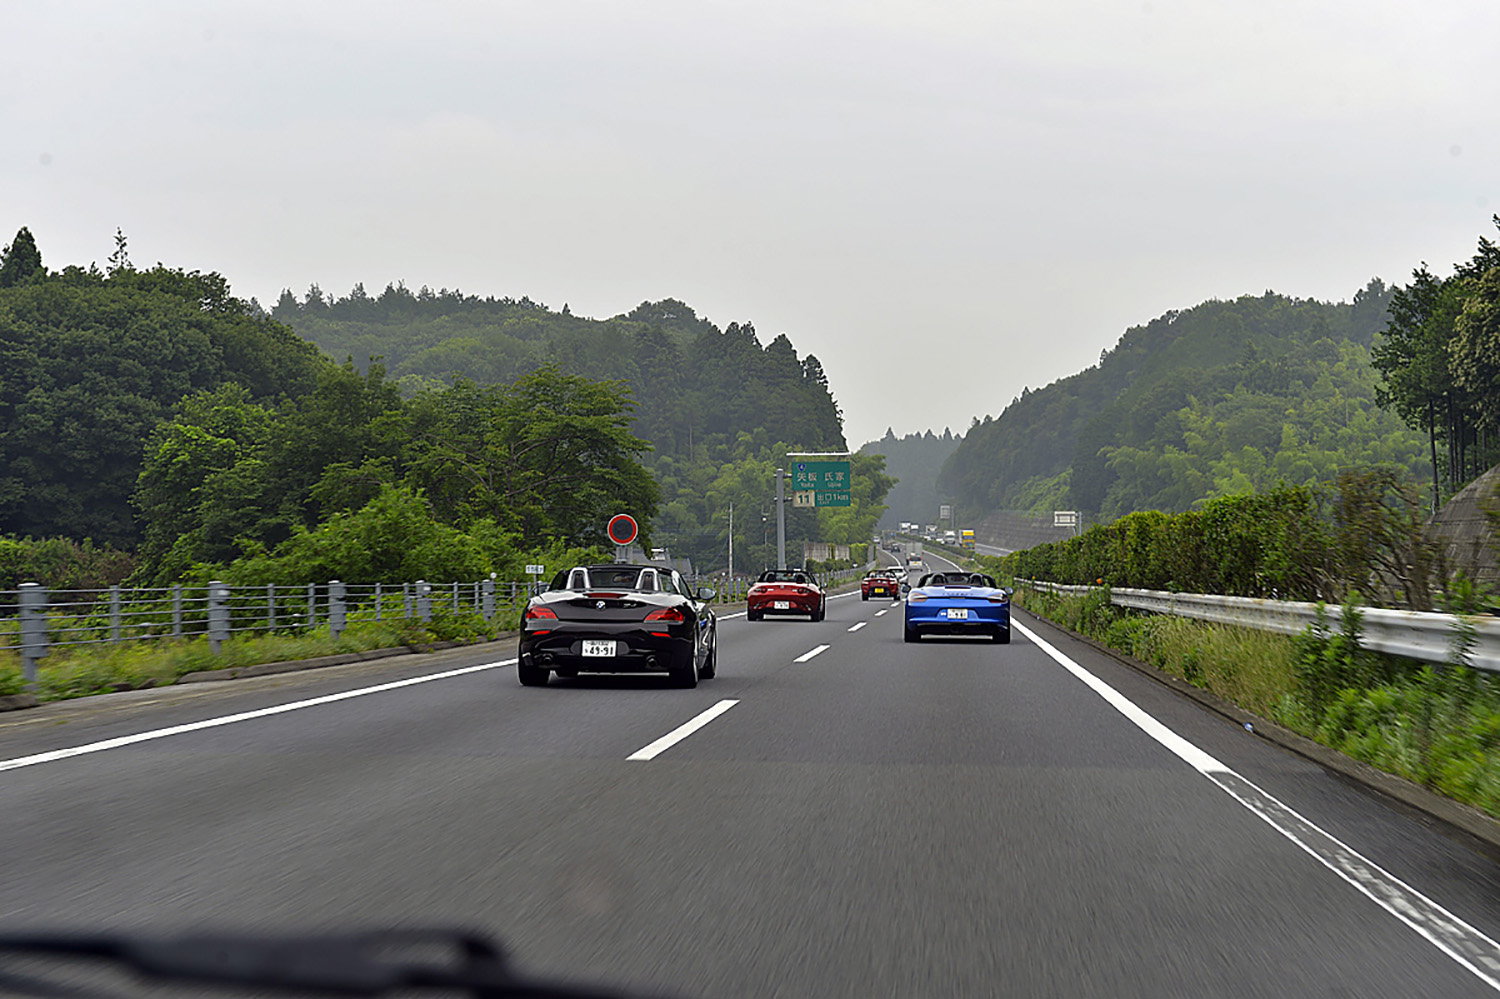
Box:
0, 578, 537, 687
1017, 580, 1500, 673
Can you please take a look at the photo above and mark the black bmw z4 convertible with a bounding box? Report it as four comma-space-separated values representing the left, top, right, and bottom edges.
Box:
517, 564, 718, 688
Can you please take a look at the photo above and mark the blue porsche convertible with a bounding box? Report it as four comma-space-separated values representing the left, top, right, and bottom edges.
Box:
902, 572, 1012, 643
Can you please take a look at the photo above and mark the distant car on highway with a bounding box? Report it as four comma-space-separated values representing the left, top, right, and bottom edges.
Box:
903, 571, 1012, 643
518, 564, 718, 687
861, 569, 901, 601
747, 569, 826, 621
906, 554, 925, 570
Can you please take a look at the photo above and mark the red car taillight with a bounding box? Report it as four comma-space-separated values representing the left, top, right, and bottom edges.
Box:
524, 606, 558, 632
644, 605, 685, 636
987, 593, 1010, 604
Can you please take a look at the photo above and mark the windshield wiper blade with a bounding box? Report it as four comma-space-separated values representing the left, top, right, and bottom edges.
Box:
0, 929, 662, 998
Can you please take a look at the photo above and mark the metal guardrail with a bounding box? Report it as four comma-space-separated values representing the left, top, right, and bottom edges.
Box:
1020, 581, 1500, 673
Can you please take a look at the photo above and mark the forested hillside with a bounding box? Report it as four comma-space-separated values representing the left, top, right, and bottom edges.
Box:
273, 284, 889, 572
0, 228, 327, 547
0, 229, 889, 585
860, 428, 962, 529
940, 282, 1426, 520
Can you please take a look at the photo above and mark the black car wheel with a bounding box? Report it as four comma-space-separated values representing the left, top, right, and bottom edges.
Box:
862, 592, 869, 601
747, 608, 762, 621
671, 645, 699, 688
700, 635, 717, 679
903, 624, 919, 643
518, 660, 550, 686
993, 626, 1011, 644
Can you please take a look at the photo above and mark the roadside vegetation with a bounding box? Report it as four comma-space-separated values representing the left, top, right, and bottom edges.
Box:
1013, 585, 1500, 820
996, 470, 1494, 612
0, 604, 521, 703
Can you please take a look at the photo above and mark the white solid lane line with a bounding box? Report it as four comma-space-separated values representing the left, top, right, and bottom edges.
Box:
626, 699, 739, 761
847, 622, 867, 632
794, 645, 830, 663
0, 659, 518, 774
1014, 620, 1500, 991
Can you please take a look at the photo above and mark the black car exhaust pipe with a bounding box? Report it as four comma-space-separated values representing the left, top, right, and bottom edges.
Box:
645, 655, 659, 671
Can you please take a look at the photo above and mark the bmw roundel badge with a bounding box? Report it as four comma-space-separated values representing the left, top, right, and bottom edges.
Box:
597, 600, 605, 609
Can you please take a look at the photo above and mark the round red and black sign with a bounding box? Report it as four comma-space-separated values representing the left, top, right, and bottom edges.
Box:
606, 513, 639, 546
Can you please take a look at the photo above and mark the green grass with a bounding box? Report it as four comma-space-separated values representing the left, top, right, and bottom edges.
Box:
1014, 587, 1500, 820
0, 604, 521, 704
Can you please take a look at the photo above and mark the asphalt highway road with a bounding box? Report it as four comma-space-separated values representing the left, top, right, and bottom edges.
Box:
3, 549, 1500, 997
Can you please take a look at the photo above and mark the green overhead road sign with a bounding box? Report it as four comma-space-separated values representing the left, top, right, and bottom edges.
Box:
790, 459, 851, 507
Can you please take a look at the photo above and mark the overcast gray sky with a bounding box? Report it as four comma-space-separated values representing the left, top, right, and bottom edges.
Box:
7, 0, 1498, 446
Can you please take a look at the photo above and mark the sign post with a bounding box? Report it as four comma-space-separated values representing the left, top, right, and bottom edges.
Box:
775, 469, 786, 569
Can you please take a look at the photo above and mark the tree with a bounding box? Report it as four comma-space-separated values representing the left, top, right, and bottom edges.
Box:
106, 227, 131, 275
403, 366, 660, 546
133, 384, 278, 582
1452, 267, 1500, 437
0, 227, 43, 287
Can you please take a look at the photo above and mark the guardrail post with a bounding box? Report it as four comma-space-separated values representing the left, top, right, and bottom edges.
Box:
510, 580, 517, 606
18, 583, 48, 689
375, 582, 383, 622
266, 584, 276, 630
482, 578, 495, 620
403, 583, 412, 620
452, 581, 459, 615
109, 585, 122, 642
207, 581, 230, 655
306, 583, 317, 628
172, 584, 183, 637
329, 580, 346, 642
416, 580, 432, 623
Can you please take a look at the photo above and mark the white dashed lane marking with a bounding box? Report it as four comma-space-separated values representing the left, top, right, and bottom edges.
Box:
626, 699, 740, 761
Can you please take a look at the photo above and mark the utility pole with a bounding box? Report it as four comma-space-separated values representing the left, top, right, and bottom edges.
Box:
775, 467, 787, 570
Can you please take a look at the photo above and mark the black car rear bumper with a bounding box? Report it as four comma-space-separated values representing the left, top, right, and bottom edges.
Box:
519, 623, 693, 673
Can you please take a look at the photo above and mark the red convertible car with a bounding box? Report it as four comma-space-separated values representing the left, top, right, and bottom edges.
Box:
861, 569, 902, 601
747, 569, 826, 621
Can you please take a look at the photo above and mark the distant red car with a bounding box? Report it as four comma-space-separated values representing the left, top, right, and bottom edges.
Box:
861, 570, 901, 601
747, 569, 826, 621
